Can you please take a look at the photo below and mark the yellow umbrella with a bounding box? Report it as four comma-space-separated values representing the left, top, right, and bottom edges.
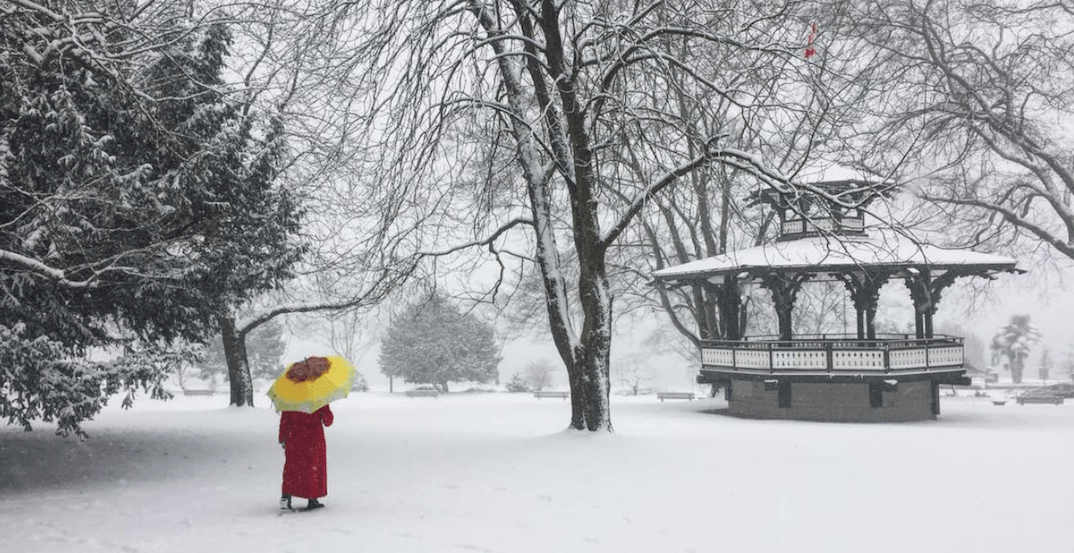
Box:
266, 355, 357, 413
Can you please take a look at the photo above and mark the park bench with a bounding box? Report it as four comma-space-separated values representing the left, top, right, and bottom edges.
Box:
405, 389, 440, 398
1016, 395, 1064, 405
657, 392, 695, 402
533, 391, 569, 400
183, 389, 215, 397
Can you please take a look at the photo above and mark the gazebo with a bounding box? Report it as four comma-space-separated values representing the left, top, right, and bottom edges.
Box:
652, 182, 1022, 422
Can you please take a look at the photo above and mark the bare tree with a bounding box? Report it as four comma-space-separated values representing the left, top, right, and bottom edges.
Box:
325, 309, 381, 367
1062, 344, 1074, 382
336, 0, 884, 432
606, 4, 885, 351
1038, 345, 1052, 384
524, 359, 557, 392
840, 0, 1074, 261
201, 0, 431, 407
615, 360, 653, 396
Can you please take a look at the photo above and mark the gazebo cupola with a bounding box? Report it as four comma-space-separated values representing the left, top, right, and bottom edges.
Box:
652, 181, 1022, 422
760, 180, 876, 242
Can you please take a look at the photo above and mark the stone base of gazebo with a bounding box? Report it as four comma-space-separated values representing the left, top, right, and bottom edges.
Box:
696, 336, 970, 422
721, 379, 943, 423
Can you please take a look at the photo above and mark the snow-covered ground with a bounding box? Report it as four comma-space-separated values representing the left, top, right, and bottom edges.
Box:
2, 392, 1071, 553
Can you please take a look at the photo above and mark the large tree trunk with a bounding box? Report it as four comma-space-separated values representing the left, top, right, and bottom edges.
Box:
523, 154, 614, 432
575, 341, 612, 431
528, 187, 614, 432
219, 313, 255, 407
570, 267, 613, 432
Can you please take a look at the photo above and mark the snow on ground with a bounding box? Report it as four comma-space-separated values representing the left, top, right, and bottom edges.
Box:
1, 392, 1071, 553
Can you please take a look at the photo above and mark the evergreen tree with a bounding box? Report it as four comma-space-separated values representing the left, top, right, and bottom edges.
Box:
379, 295, 501, 393
504, 373, 531, 393
990, 315, 1042, 384
0, 2, 302, 435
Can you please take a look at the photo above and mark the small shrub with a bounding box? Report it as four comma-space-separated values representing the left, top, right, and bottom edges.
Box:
505, 373, 531, 393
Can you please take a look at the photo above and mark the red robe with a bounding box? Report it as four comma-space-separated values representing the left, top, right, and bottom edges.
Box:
279, 405, 334, 499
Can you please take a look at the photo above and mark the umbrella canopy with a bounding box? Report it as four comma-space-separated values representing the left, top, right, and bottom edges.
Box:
267, 355, 357, 413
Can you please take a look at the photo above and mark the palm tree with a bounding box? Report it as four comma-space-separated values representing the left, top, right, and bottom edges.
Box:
991, 315, 1042, 384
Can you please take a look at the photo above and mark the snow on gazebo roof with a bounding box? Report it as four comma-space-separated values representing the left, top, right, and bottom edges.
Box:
652, 233, 1021, 283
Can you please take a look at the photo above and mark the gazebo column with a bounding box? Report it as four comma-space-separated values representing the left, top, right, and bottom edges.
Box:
837, 271, 890, 339
906, 269, 963, 339
695, 281, 721, 341
907, 274, 932, 339
760, 274, 809, 341
711, 276, 744, 341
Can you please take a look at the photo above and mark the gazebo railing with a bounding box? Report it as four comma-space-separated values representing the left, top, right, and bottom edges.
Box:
779, 215, 866, 240
700, 334, 964, 374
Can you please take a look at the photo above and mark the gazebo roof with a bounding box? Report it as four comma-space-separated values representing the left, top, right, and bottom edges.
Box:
652, 233, 1021, 283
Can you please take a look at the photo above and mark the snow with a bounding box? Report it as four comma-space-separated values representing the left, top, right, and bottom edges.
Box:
0, 249, 85, 286
2, 392, 1071, 553
653, 234, 1020, 282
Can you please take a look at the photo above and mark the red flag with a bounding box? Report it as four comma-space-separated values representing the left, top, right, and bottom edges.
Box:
805, 22, 817, 58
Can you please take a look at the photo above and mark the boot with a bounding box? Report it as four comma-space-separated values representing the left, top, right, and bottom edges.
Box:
280, 494, 292, 510
306, 498, 324, 510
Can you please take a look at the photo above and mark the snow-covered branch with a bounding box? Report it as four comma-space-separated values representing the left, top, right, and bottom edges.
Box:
237, 261, 418, 337
920, 191, 1074, 259
600, 146, 714, 248
0, 249, 96, 288
419, 217, 535, 257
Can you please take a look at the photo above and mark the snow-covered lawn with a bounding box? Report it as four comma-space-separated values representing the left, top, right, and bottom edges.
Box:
2, 392, 1070, 553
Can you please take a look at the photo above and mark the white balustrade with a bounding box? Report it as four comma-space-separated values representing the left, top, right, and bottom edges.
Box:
771, 350, 827, 370
889, 348, 928, 369
699, 339, 964, 373
734, 349, 771, 369
781, 217, 865, 237
841, 217, 865, 231
928, 346, 963, 367
831, 350, 885, 370
809, 218, 836, 232
702, 348, 735, 367
782, 219, 805, 234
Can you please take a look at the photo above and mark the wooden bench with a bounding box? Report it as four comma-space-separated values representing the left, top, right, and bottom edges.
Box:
405, 389, 440, 398
657, 392, 695, 402
1016, 396, 1064, 405
182, 389, 215, 397
533, 391, 569, 400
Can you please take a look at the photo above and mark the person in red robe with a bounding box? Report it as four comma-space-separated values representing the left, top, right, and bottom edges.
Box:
277, 357, 338, 510
279, 404, 334, 510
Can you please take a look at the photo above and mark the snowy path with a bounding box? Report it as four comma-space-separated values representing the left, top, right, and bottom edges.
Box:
2, 393, 1071, 553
